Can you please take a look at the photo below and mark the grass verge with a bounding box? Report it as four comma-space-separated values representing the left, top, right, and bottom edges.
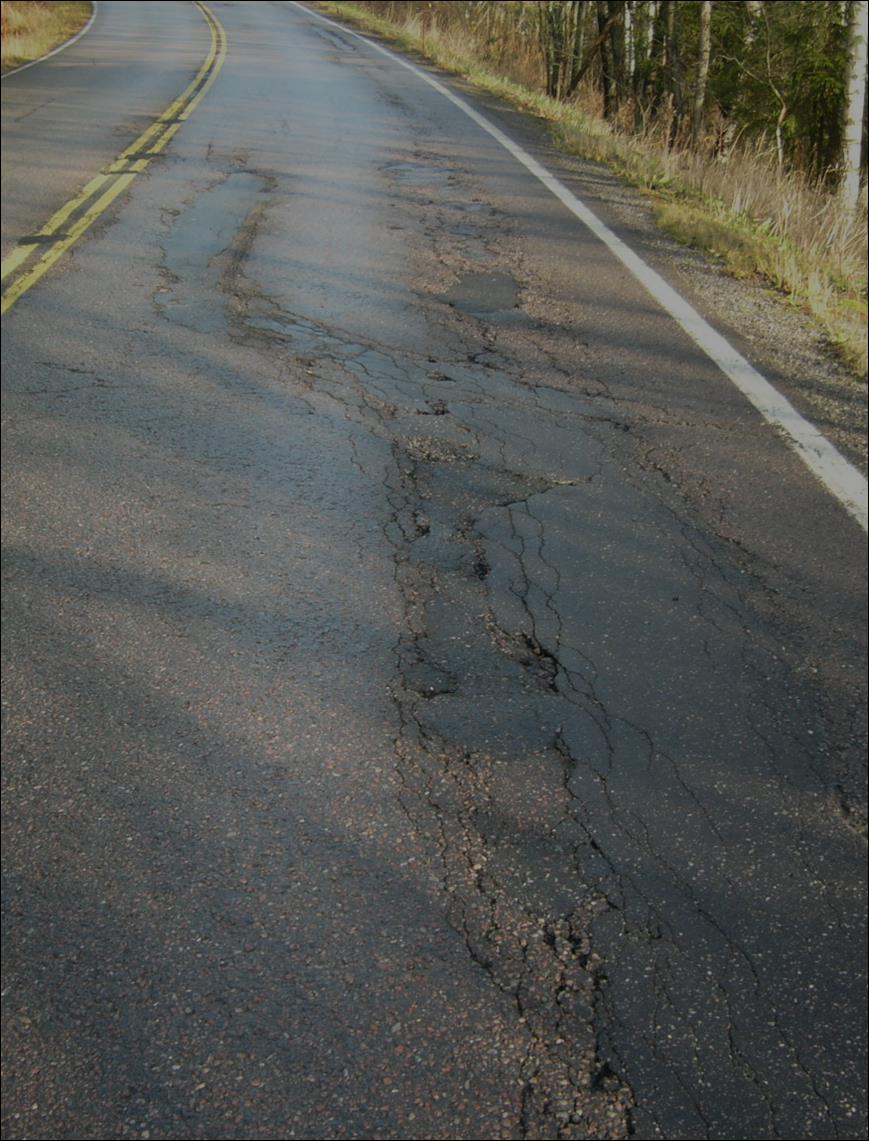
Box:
314, 1, 868, 378
1, 1, 93, 74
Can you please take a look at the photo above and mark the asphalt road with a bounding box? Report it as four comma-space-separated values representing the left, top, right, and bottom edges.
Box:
2, 3, 866, 1139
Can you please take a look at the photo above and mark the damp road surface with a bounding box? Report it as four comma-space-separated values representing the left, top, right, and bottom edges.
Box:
2, 4, 867, 1140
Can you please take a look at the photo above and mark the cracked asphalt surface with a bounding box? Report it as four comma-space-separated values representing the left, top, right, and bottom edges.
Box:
2, 3, 866, 1139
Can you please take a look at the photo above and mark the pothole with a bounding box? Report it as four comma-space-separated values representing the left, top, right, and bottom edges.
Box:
384, 161, 453, 185
403, 436, 476, 464
442, 271, 520, 316
402, 660, 459, 698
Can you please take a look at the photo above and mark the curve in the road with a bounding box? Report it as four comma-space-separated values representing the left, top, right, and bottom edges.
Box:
2, 4, 865, 1136
0, 0, 226, 316
297, 2, 868, 534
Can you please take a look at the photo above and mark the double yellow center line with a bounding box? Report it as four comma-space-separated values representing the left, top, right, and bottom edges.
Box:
1, 1, 227, 316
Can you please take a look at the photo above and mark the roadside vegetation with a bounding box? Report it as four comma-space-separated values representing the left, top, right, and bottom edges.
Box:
1, 1, 92, 74
316, 1, 868, 378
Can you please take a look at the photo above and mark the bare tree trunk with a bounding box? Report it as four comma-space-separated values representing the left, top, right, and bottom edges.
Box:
649, 0, 668, 101
538, 1, 560, 99
565, 2, 624, 97
665, 0, 683, 131
539, 1, 589, 102
840, 0, 868, 208
596, 0, 618, 118
607, 0, 628, 106
625, 0, 635, 82
567, 1, 588, 97
632, 0, 655, 118
691, 0, 712, 145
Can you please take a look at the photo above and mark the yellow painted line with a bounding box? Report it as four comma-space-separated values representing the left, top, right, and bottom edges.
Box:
0, 12, 215, 284
1, 2, 227, 313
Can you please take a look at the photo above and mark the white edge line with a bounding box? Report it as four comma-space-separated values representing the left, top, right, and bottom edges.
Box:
1, 1, 99, 80
292, 1, 868, 533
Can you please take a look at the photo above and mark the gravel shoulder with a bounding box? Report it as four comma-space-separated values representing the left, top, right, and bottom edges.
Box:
509, 111, 867, 477
591, 168, 869, 474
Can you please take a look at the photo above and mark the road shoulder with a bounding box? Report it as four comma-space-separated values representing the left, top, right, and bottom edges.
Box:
1, 2, 95, 78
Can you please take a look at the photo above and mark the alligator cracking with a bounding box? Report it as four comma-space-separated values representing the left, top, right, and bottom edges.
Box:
148, 156, 858, 1140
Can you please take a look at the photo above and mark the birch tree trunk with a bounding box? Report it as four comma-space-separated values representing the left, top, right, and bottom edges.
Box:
840, 0, 868, 208
691, 0, 712, 145
744, 0, 764, 47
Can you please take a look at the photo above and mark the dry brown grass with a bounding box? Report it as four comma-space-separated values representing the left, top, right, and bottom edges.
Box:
1, 1, 92, 73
